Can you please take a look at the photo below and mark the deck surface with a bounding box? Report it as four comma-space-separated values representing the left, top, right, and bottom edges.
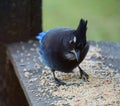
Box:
7, 41, 120, 106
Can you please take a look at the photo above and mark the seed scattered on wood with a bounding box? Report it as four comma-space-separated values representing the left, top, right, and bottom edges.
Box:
21, 46, 25, 50
27, 53, 31, 57
28, 40, 33, 44
24, 71, 31, 78
17, 42, 120, 106
29, 78, 38, 83
30, 48, 35, 51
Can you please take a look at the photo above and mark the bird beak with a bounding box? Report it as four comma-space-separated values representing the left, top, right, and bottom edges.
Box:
71, 50, 79, 61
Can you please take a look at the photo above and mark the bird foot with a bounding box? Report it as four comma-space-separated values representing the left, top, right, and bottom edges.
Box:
80, 70, 89, 82
79, 67, 89, 82
54, 78, 66, 85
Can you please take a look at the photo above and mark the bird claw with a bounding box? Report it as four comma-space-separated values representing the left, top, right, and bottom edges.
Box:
79, 67, 89, 82
54, 78, 66, 85
80, 73, 89, 82
54, 78, 76, 86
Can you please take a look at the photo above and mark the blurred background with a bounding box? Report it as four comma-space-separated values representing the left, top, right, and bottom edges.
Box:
43, 0, 120, 42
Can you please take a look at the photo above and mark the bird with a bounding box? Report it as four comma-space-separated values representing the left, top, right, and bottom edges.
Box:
36, 19, 89, 85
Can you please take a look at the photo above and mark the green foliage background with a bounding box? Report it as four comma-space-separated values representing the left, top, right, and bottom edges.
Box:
43, 0, 120, 42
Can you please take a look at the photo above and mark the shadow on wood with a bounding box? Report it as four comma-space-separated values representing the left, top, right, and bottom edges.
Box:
6, 59, 29, 106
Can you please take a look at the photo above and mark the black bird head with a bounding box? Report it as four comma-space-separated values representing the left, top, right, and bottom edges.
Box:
73, 19, 88, 48
62, 34, 79, 61
63, 19, 88, 62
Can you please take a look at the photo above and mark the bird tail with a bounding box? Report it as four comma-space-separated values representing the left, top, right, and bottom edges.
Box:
36, 31, 49, 43
74, 19, 88, 44
36, 32, 46, 41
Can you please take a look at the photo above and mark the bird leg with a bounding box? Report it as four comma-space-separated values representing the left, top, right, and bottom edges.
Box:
78, 66, 89, 81
51, 69, 66, 85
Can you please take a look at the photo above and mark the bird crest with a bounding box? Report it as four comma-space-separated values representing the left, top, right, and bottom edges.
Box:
74, 19, 88, 45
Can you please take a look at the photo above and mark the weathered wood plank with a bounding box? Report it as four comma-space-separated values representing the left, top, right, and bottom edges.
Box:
7, 41, 120, 106
7, 41, 47, 106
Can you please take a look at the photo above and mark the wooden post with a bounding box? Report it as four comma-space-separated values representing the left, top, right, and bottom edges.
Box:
0, 0, 42, 43
0, 0, 42, 105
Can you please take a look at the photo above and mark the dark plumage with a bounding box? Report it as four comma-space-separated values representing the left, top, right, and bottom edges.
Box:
37, 19, 89, 85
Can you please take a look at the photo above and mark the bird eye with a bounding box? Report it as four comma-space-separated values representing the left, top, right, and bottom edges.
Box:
69, 36, 76, 45
69, 40, 74, 45
73, 36, 76, 43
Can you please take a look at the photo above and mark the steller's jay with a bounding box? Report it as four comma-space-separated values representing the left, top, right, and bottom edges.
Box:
37, 19, 89, 85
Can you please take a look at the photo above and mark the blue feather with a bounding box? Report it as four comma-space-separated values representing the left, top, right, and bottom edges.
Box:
36, 28, 61, 43
36, 31, 50, 44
